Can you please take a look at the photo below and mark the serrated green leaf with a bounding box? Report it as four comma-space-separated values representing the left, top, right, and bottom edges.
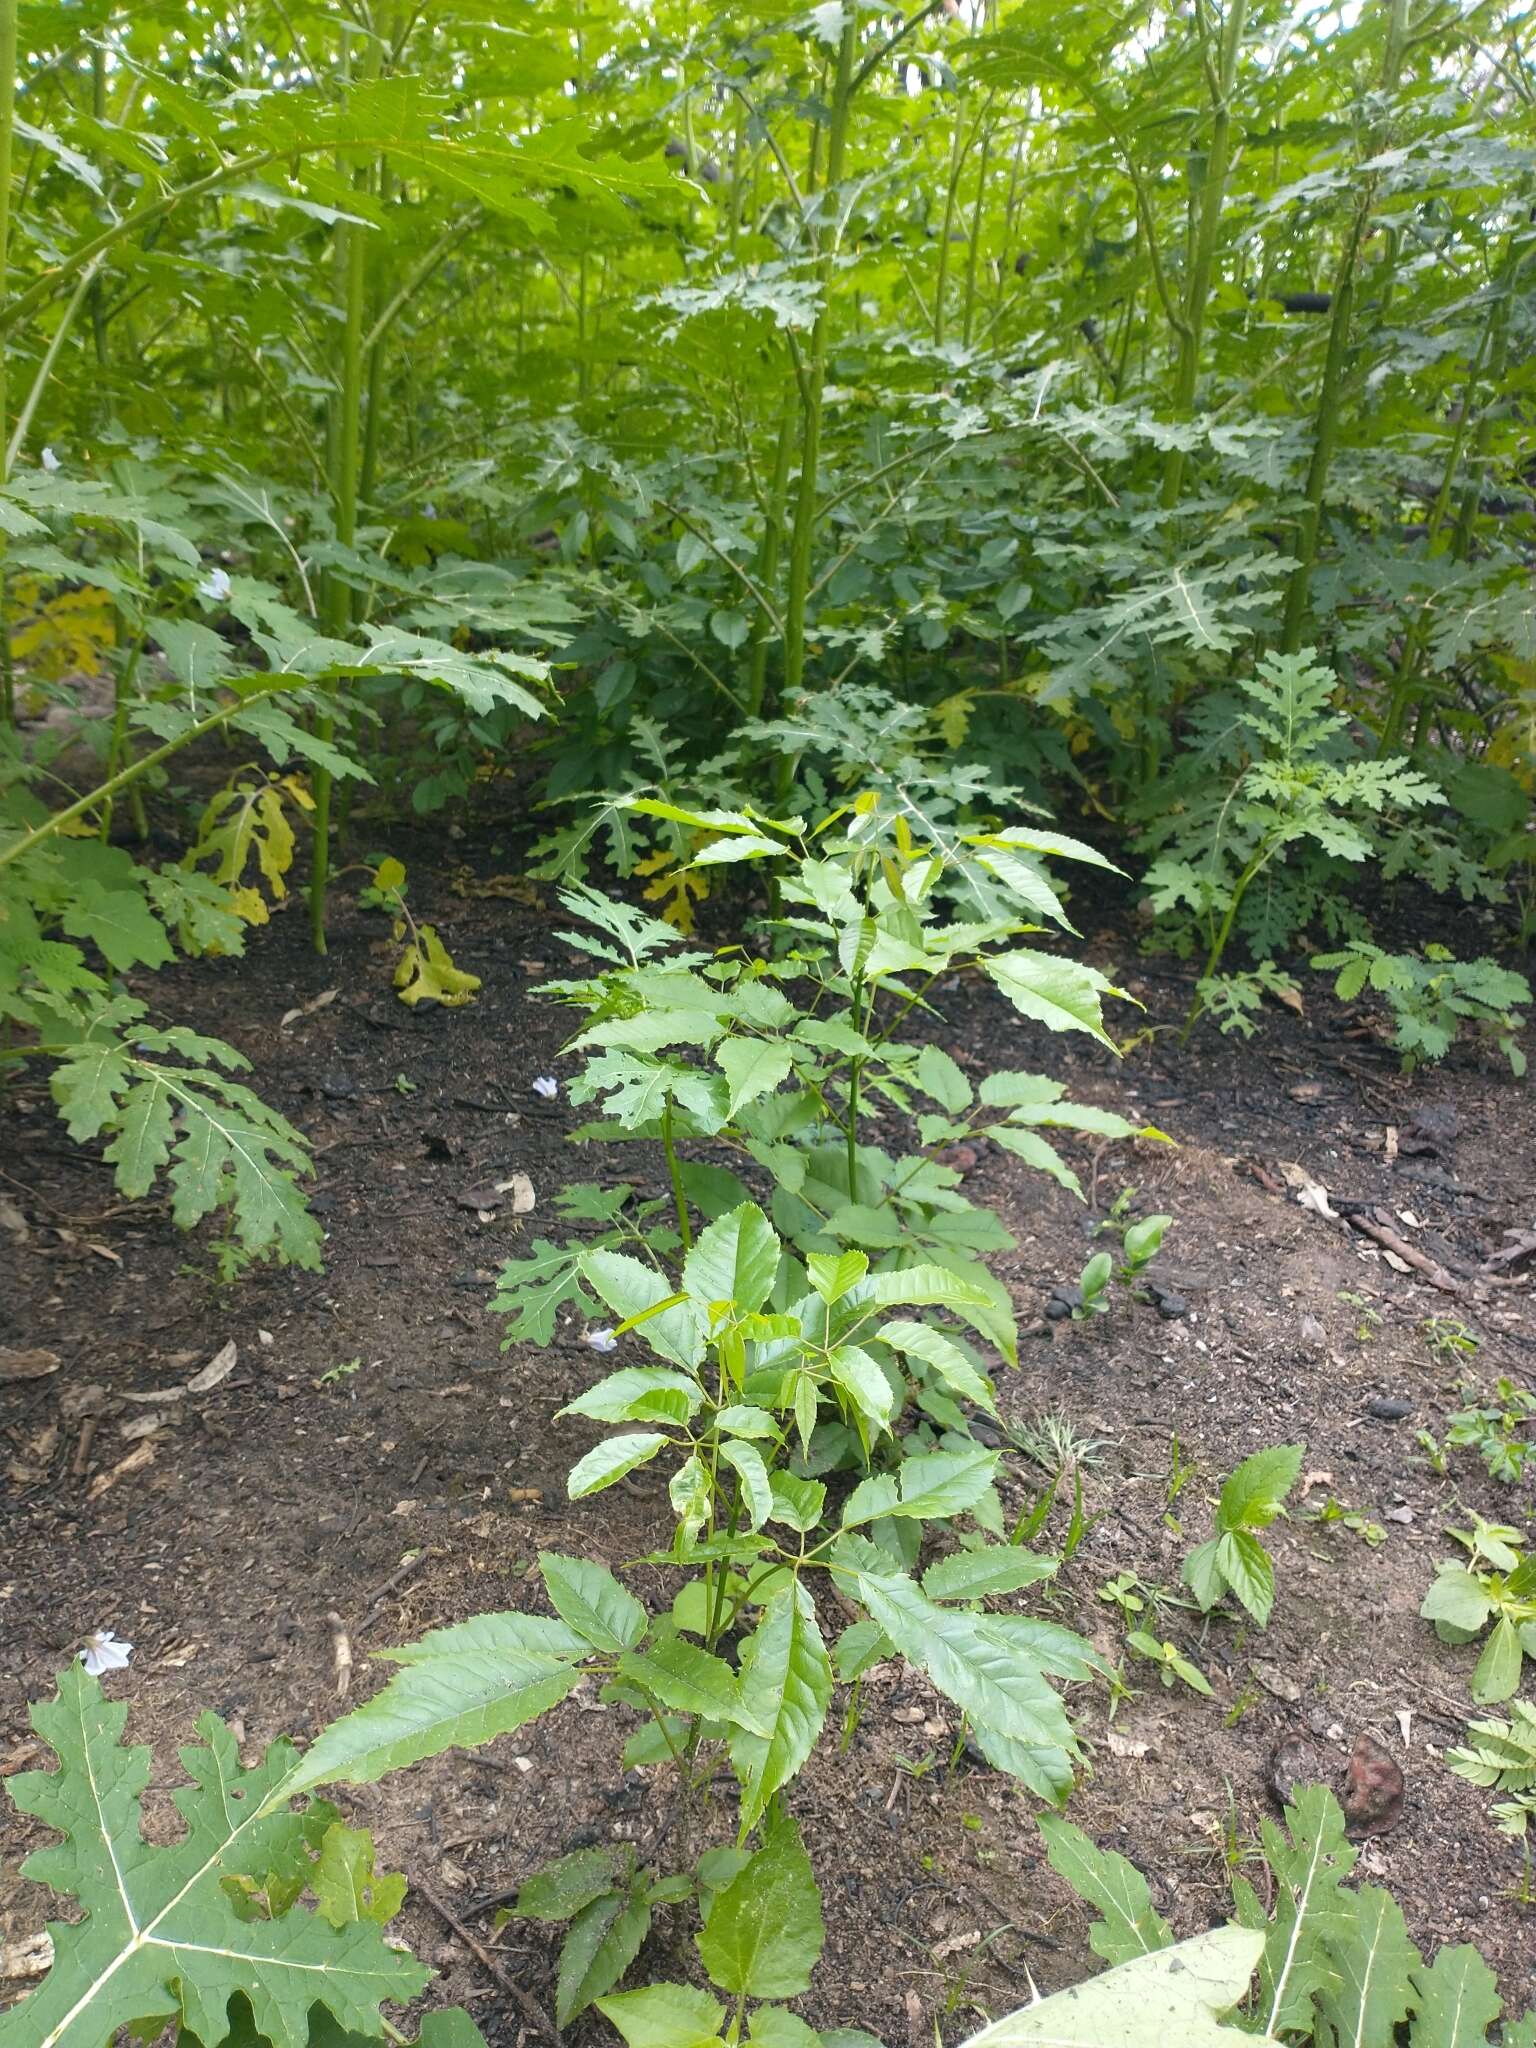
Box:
731, 1584, 833, 1830
540, 1553, 647, 1653
1037, 1815, 1172, 1965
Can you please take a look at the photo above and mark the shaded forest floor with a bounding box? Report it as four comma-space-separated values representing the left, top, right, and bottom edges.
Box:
3, 813, 1535, 2045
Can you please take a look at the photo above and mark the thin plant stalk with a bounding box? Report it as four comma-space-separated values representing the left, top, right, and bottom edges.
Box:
0, 0, 18, 725
781, 16, 858, 708
1159, 0, 1250, 508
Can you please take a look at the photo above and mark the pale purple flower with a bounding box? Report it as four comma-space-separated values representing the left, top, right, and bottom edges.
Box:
40, 446, 60, 473
532, 1075, 559, 1100
583, 1327, 618, 1353
80, 1629, 132, 1676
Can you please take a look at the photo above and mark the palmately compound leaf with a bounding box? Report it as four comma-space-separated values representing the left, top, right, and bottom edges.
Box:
0, 1666, 428, 2048
956, 1925, 1274, 2046
1036, 1816, 1171, 1966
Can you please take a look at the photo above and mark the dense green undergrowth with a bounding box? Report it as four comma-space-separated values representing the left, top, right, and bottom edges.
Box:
2, 2, 1535, 2042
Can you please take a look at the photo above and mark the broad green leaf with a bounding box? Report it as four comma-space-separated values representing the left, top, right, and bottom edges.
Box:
1249, 1786, 1360, 2039
915, 1043, 973, 1111
568, 1432, 670, 1500
957, 1926, 1274, 2046
721, 1440, 775, 1529
511, 1846, 624, 1923
561, 1367, 703, 1424
731, 1583, 834, 1828
539, 1553, 647, 1654
1214, 1529, 1277, 1627
834, 1534, 1079, 1782
582, 1249, 707, 1368
923, 1549, 1057, 1601
827, 1343, 898, 1430
616, 1637, 771, 1736
876, 1320, 998, 1417
843, 1446, 998, 1525
768, 1472, 827, 1533
684, 1202, 782, 1313
1472, 1616, 1525, 1705
985, 949, 1123, 1048
1037, 1815, 1171, 1965
313, 1824, 406, 1928
748, 2010, 823, 2048
695, 1814, 825, 2000
1409, 1942, 1502, 2047
1315, 1885, 1419, 2048
1420, 1566, 1495, 1636
280, 1640, 583, 1799
717, 1038, 795, 1115
1217, 1445, 1304, 1531
0, 1668, 428, 2048
596, 1983, 727, 2048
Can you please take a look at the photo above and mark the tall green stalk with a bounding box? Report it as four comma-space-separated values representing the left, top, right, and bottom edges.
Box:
746, 385, 795, 717
1159, 0, 1249, 509
309, 45, 376, 955
0, 0, 18, 727
781, 15, 857, 707
1280, 0, 1411, 653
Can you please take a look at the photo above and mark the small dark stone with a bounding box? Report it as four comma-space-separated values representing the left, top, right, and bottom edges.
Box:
1151, 1287, 1189, 1321
317, 1072, 358, 1101
308, 1193, 337, 1215
1366, 1396, 1414, 1421
1044, 1289, 1078, 1321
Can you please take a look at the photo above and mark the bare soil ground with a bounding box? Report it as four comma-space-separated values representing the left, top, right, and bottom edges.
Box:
3, 824, 1534, 2046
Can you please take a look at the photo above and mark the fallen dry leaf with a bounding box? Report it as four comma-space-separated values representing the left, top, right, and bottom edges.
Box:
120, 1412, 171, 1442
0, 1346, 60, 1382
187, 1339, 238, 1393
0, 1931, 53, 1980
1106, 1729, 1152, 1760
281, 987, 340, 1029
86, 1437, 157, 1502
0, 1194, 29, 1241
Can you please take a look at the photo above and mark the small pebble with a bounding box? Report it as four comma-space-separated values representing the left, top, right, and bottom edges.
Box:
1366, 1396, 1414, 1421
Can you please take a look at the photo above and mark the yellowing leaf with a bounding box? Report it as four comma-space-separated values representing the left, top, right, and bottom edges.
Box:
394, 923, 481, 1007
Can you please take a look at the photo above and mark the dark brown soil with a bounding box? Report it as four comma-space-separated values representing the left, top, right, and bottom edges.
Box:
3, 826, 1535, 2046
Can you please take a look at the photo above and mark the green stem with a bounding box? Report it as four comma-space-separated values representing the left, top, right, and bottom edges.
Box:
746, 385, 795, 717
662, 1096, 693, 1250
1159, 0, 1249, 508
781, 15, 858, 706
0, 0, 17, 726
310, 47, 376, 956
1180, 845, 1271, 1042
0, 683, 297, 871
845, 975, 864, 1201
1280, 0, 1411, 653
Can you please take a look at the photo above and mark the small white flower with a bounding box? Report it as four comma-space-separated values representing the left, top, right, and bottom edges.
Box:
532, 1075, 559, 1100
80, 1629, 132, 1676
583, 1327, 619, 1353
198, 567, 232, 602
40, 446, 60, 472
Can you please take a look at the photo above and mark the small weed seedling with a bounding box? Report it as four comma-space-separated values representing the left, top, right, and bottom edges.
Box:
1303, 1496, 1387, 1549
1126, 1631, 1213, 1697
1441, 1379, 1536, 1485
1336, 1290, 1383, 1344
1421, 1518, 1536, 1704
1421, 1316, 1479, 1362
1182, 1444, 1304, 1628
1448, 1699, 1536, 1845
